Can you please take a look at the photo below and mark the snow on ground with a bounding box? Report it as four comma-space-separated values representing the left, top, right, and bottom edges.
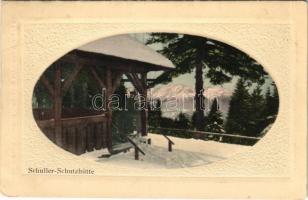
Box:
81, 133, 250, 169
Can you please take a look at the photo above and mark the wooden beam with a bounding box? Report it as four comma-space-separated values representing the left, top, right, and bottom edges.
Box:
62, 53, 147, 73
131, 73, 145, 92
106, 68, 113, 151
125, 73, 138, 92
125, 73, 144, 94
62, 63, 84, 96
54, 64, 62, 146
140, 72, 148, 136
111, 73, 123, 93
40, 75, 54, 98
89, 66, 106, 89
72, 50, 171, 72
121, 78, 156, 83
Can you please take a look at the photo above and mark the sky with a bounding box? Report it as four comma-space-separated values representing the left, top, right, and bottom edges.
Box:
128, 33, 274, 95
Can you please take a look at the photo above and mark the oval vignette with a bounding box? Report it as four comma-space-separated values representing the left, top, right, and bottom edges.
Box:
32, 33, 279, 169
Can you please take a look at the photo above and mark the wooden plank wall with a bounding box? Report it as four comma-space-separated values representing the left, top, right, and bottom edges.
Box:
37, 115, 108, 155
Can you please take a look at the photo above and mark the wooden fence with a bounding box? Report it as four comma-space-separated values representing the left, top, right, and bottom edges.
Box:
34, 108, 108, 155
149, 127, 262, 146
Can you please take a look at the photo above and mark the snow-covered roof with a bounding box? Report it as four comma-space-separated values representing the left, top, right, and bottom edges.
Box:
77, 35, 175, 70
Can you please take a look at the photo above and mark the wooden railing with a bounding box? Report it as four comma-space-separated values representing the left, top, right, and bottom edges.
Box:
36, 114, 108, 155
149, 127, 262, 146
126, 136, 145, 160
162, 134, 175, 152
33, 108, 104, 120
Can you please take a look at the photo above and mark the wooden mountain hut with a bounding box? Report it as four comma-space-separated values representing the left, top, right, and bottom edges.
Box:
33, 35, 175, 155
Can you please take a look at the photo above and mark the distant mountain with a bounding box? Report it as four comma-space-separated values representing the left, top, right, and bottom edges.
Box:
148, 84, 232, 119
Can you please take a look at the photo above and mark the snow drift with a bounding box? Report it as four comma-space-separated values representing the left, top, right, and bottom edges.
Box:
81, 133, 250, 169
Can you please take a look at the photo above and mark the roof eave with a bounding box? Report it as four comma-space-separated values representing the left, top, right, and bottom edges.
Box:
64, 49, 174, 72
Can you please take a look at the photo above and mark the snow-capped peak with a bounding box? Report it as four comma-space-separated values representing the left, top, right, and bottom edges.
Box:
149, 84, 232, 100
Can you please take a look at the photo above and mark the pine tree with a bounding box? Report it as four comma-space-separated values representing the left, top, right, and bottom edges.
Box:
174, 112, 190, 130
225, 78, 251, 136
272, 85, 279, 115
205, 98, 225, 133
160, 117, 175, 128
146, 33, 267, 131
248, 85, 265, 136
263, 84, 279, 117
258, 84, 279, 135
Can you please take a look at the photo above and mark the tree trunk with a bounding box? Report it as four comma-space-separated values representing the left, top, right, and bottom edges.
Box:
194, 47, 206, 131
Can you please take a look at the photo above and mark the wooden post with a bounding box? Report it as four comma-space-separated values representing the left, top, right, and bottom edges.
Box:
89, 66, 108, 150
168, 141, 172, 152
55, 61, 83, 149
106, 68, 113, 151
136, 108, 141, 134
54, 64, 62, 147
140, 72, 148, 136
134, 147, 139, 160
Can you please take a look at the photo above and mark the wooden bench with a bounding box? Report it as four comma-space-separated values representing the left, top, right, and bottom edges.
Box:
99, 142, 132, 158
99, 136, 148, 160
111, 142, 133, 154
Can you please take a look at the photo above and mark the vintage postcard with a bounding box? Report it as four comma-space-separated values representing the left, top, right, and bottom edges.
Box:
0, 1, 307, 198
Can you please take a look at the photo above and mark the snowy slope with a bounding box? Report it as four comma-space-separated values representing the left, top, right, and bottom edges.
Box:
81, 133, 249, 169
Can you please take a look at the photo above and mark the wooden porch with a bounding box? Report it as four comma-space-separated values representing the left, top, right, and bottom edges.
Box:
33, 35, 175, 155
